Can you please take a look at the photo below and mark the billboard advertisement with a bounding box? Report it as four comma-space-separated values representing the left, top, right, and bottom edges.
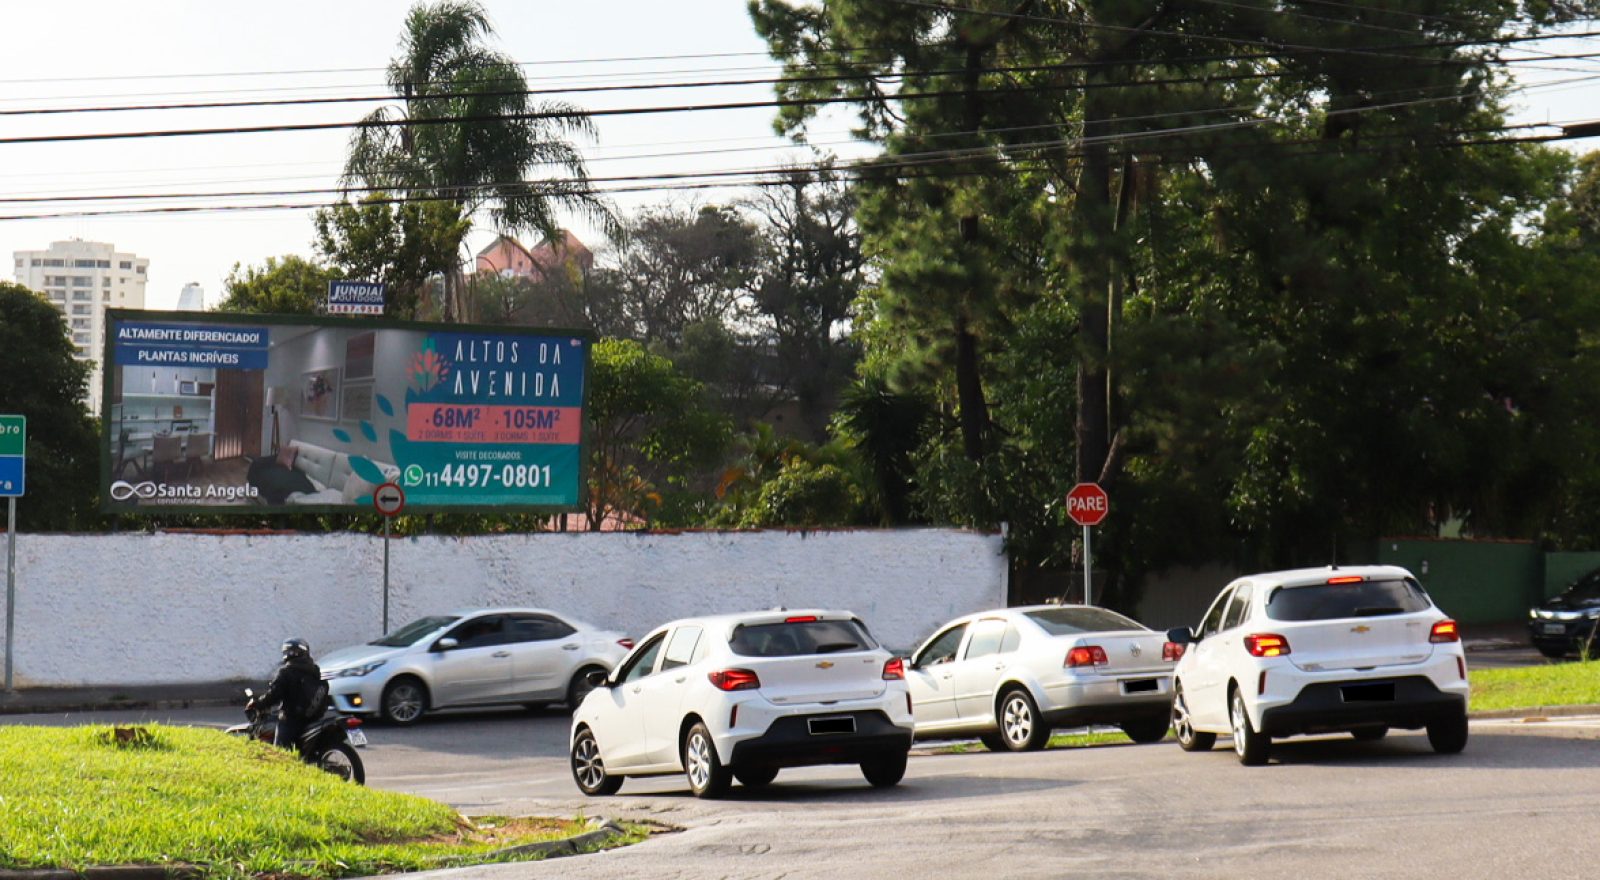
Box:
101, 310, 590, 514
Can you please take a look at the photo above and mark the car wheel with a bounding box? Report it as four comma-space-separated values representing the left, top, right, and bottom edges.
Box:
1426, 710, 1469, 755
1172, 686, 1216, 752
570, 727, 623, 796
381, 677, 428, 726
860, 752, 908, 788
978, 732, 1008, 752
567, 665, 606, 710
1536, 644, 1568, 660
997, 688, 1049, 752
1230, 688, 1270, 766
1351, 726, 1388, 742
734, 765, 779, 788
682, 722, 732, 798
1120, 718, 1170, 744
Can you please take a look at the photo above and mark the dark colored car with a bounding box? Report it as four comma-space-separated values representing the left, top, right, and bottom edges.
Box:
1528, 569, 1600, 659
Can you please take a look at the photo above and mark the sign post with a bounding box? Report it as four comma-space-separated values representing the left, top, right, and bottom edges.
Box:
0, 415, 26, 692
373, 482, 406, 634
1066, 482, 1109, 606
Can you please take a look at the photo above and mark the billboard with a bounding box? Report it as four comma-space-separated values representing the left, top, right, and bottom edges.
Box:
101, 310, 590, 514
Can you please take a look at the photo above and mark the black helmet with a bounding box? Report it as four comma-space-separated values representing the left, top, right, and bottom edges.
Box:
281, 638, 311, 660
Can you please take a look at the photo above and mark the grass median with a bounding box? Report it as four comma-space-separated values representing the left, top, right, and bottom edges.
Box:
0, 725, 639, 878
1469, 662, 1600, 713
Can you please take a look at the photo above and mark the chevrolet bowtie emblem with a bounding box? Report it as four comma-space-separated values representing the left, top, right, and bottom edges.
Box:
1351, 625, 1371, 634
816, 660, 835, 669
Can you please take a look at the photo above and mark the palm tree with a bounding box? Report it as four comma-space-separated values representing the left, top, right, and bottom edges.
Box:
344, 1, 610, 321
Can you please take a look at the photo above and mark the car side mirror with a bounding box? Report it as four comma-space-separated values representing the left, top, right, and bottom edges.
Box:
1165, 626, 1194, 646
435, 637, 459, 651
585, 668, 610, 690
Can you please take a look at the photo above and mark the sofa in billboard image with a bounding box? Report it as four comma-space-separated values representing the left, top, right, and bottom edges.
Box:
246, 440, 398, 506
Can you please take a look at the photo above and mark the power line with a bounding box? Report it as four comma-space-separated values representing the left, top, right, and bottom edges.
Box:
1, 82, 1587, 215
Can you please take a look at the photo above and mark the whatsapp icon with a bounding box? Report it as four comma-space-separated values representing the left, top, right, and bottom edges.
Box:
403, 464, 425, 487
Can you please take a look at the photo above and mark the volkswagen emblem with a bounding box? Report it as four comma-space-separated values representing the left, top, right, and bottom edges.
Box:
1129, 644, 1142, 657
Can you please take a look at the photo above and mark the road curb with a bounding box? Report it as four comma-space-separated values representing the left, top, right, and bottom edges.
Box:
0, 698, 241, 717
1468, 703, 1600, 720
0, 818, 628, 880
481, 816, 626, 860
0, 866, 202, 880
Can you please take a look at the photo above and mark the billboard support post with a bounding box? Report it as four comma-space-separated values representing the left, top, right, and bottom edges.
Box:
5, 496, 15, 693
382, 516, 391, 635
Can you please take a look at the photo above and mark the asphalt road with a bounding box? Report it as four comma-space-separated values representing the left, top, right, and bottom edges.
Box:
7, 703, 1599, 879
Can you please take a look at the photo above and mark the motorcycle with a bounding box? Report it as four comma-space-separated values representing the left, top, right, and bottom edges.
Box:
227, 687, 368, 784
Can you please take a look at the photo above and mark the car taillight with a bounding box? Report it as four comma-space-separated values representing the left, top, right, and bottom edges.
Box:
1162, 642, 1185, 662
1244, 633, 1291, 657
1430, 620, 1460, 644
708, 668, 760, 691
617, 638, 635, 650
1065, 646, 1109, 668
882, 657, 905, 680
343, 717, 363, 729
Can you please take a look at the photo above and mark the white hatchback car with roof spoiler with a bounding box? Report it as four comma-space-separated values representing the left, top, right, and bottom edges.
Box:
907, 605, 1178, 751
1167, 565, 1469, 765
569, 610, 915, 798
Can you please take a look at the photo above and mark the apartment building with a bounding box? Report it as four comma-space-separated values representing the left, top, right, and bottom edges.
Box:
13, 239, 149, 412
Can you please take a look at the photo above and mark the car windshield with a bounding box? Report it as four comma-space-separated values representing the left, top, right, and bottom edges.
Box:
370, 615, 459, 647
728, 619, 878, 657
1564, 572, 1600, 602
1265, 578, 1431, 621
1024, 607, 1145, 635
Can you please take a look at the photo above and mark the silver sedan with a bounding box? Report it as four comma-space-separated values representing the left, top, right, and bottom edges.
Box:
321, 608, 632, 725
905, 604, 1178, 751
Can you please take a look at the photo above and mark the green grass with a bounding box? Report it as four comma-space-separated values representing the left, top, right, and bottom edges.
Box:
0, 725, 629, 878
1471, 662, 1600, 713
928, 729, 1152, 754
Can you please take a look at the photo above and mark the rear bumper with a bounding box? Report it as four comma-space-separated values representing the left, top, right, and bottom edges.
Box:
1258, 675, 1465, 737
1042, 699, 1170, 729
727, 710, 913, 768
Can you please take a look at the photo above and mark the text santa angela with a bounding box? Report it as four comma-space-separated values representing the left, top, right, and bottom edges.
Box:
112, 320, 270, 369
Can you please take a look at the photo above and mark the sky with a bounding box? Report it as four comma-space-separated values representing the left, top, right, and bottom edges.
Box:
0, 1, 1595, 311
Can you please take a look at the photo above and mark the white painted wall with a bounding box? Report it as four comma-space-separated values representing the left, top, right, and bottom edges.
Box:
2, 528, 1006, 688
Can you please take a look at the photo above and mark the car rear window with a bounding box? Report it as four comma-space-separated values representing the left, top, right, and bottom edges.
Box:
728, 619, 878, 657
1024, 607, 1145, 635
1265, 578, 1432, 621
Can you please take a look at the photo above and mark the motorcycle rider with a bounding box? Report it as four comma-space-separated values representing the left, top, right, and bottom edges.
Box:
247, 638, 327, 749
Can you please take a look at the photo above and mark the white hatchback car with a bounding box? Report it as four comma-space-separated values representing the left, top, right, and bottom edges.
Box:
320, 608, 632, 725
1167, 565, 1469, 765
907, 605, 1177, 751
569, 609, 915, 798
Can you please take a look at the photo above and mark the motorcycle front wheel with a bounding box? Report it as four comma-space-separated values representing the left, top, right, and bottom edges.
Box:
315, 742, 366, 785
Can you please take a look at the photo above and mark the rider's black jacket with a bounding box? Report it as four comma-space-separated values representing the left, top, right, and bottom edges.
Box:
256, 655, 323, 720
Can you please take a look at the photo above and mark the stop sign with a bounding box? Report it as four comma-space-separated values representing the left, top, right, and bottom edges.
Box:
1066, 482, 1109, 527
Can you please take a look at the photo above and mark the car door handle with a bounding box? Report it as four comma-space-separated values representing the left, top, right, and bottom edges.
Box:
562, 643, 580, 651
940, 673, 953, 680
492, 651, 511, 658
993, 663, 1005, 670
631, 685, 642, 694
674, 675, 686, 683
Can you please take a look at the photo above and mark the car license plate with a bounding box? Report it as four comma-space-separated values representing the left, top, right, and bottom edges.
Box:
1543, 623, 1567, 635
808, 715, 856, 736
348, 728, 368, 747
1122, 678, 1159, 694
